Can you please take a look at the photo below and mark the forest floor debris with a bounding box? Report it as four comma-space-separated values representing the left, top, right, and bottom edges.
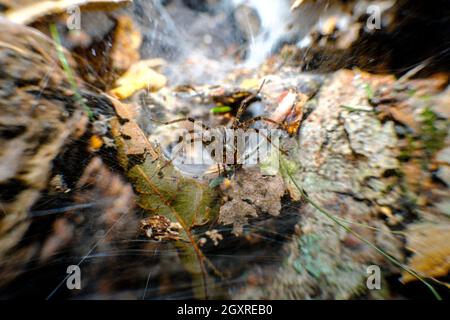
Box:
0, 0, 449, 300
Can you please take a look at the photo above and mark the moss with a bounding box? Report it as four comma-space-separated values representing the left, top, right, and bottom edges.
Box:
419, 107, 447, 160
407, 88, 417, 97
293, 232, 372, 299
398, 136, 416, 162
294, 234, 330, 278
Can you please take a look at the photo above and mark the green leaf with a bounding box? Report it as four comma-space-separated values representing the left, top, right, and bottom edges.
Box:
209, 176, 225, 188
211, 105, 232, 114
364, 83, 374, 100
111, 116, 220, 298
130, 156, 217, 230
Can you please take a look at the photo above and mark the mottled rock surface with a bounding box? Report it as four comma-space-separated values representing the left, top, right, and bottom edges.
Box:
0, 20, 87, 282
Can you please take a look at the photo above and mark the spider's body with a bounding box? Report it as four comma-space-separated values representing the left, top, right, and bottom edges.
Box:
152, 80, 293, 179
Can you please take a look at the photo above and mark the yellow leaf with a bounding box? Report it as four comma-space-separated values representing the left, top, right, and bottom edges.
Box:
240, 78, 261, 90
291, 0, 304, 11
110, 60, 167, 99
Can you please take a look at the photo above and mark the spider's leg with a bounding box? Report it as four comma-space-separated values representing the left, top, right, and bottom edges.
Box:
237, 127, 288, 163
241, 116, 288, 132
150, 135, 208, 180
151, 117, 211, 131
233, 79, 267, 129
257, 129, 288, 156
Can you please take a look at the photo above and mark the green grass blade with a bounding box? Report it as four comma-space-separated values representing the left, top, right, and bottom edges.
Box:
279, 157, 442, 300
49, 23, 93, 120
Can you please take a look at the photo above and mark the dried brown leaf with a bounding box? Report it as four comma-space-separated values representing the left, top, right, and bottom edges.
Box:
108, 96, 159, 159
110, 15, 142, 74
402, 223, 450, 283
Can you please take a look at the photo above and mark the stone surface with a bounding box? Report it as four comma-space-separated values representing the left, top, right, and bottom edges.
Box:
0, 20, 87, 261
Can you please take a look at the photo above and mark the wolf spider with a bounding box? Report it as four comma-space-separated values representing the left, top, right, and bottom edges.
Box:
151, 80, 289, 177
